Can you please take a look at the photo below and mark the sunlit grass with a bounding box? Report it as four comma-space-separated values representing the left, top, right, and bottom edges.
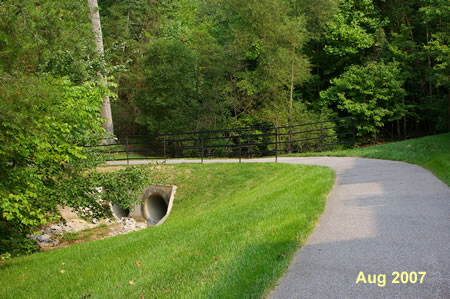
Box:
287, 132, 450, 185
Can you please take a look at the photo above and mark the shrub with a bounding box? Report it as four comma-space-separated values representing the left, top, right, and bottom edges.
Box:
0, 75, 129, 255
320, 62, 407, 142
0, 75, 104, 231
61, 166, 150, 220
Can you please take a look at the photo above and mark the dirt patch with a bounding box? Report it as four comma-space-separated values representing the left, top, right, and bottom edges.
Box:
30, 218, 147, 251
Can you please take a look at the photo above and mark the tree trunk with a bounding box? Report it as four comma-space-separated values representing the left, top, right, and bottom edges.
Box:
403, 116, 407, 138
289, 41, 296, 123
425, 23, 432, 98
288, 0, 297, 153
391, 122, 394, 139
87, 0, 114, 137
288, 0, 297, 125
288, 40, 296, 154
404, 13, 414, 42
132, 106, 137, 136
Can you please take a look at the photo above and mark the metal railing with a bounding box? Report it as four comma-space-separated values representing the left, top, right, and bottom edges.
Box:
89, 117, 354, 164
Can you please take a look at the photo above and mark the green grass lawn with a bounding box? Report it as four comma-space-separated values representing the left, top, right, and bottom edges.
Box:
0, 163, 334, 298
287, 132, 450, 185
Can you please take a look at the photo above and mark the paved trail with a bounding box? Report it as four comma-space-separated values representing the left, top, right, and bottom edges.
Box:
108, 157, 450, 298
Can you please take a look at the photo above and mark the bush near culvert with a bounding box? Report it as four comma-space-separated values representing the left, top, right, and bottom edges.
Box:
0, 77, 152, 257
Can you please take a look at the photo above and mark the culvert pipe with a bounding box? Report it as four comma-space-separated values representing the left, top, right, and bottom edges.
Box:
59, 185, 176, 226
111, 205, 130, 219
127, 185, 177, 226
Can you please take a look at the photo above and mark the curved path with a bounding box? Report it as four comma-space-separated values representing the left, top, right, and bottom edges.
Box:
108, 157, 450, 298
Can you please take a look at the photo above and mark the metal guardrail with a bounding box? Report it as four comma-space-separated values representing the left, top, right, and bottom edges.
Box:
90, 117, 355, 164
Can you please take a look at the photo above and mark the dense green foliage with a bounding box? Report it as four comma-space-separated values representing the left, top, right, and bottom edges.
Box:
136, 38, 197, 132
0, 0, 101, 81
320, 62, 406, 139
290, 132, 450, 185
0, 74, 149, 256
2, 0, 448, 137
0, 1, 147, 255
0, 163, 334, 298
87, 166, 150, 212
0, 76, 104, 230
101, 0, 330, 134
94, 0, 449, 139
0, 75, 101, 255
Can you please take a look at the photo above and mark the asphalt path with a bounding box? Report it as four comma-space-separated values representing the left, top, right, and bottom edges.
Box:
107, 157, 450, 298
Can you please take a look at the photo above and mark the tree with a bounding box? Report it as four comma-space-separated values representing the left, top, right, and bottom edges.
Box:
321, 62, 406, 141
0, 76, 104, 251
0, 74, 152, 256
0, 0, 99, 80
99, 0, 164, 135
419, 0, 450, 131
135, 38, 197, 133
87, 0, 114, 136
211, 0, 311, 126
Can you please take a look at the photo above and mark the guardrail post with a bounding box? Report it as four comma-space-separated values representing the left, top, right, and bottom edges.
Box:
274, 125, 278, 163
289, 127, 292, 153
174, 142, 177, 158
125, 136, 129, 165
209, 134, 212, 159
201, 133, 204, 164
247, 132, 250, 159
238, 129, 242, 163
163, 135, 166, 161
352, 119, 356, 147
320, 121, 323, 150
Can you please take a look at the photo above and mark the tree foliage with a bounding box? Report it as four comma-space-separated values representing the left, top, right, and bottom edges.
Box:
321, 62, 406, 139
0, 75, 151, 256
136, 38, 197, 132
0, 0, 100, 81
0, 76, 100, 233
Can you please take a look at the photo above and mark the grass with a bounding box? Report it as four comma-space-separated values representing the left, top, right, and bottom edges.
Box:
0, 163, 334, 298
287, 132, 450, 185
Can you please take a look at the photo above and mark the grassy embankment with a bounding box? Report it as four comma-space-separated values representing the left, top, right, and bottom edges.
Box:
288, 132, 450, 185
1, 163, 334, 298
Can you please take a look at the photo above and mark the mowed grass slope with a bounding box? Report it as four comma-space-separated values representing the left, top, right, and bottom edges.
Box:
290, 132, 450, 185
0, 163, 334, 298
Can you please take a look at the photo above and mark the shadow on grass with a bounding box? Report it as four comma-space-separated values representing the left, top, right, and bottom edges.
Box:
204, 240, 298, 298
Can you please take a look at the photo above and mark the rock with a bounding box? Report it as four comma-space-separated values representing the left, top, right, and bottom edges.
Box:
49, 224, 63, 234
37, 234, 51, 242
57, 206, 80, 221
28, 214, 149, 250
38, 242, 54, 248
135, 222, 146, 229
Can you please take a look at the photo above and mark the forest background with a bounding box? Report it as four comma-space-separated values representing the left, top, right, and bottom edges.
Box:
1, 0, 448, 141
